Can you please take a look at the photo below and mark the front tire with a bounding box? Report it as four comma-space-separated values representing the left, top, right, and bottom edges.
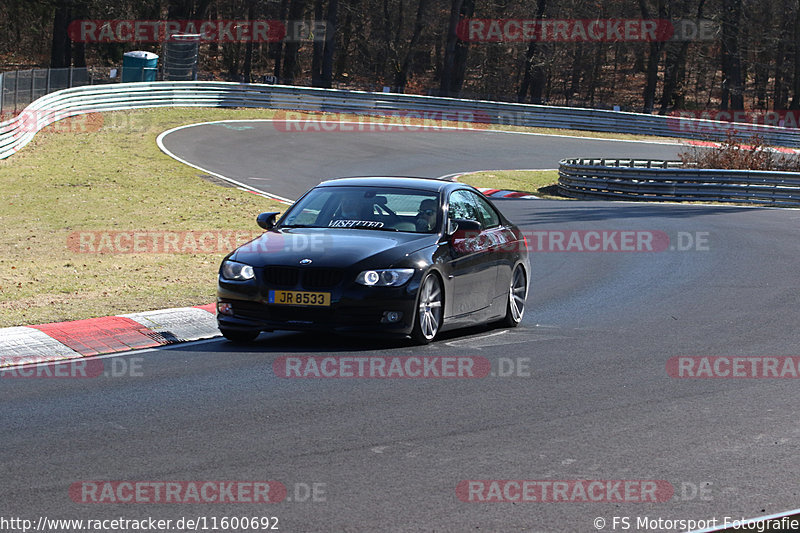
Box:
220, 328, 260, 343
500, 265, 527, 328
411, 273, 443, 344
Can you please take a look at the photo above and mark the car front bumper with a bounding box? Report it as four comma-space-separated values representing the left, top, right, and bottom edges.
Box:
216, 279, 421, 336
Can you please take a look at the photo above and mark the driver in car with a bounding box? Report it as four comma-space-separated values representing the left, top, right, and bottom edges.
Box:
337, 197, 369, 220
415, 199, 437, 232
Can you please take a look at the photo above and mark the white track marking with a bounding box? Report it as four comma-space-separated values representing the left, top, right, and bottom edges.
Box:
157, 118, 691, 205
156, 123, 294, 204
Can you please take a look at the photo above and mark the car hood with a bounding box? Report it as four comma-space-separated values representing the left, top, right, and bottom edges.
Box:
230, 227, 437, 268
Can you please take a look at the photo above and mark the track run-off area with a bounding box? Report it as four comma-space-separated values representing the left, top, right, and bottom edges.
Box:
4, 121, 800, 532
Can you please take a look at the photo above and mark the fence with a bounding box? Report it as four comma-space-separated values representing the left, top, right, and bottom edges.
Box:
558, 158, 800, 206
0, 67, 162, 117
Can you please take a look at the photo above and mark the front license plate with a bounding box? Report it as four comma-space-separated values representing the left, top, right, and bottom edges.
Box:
268, 290, 331, 307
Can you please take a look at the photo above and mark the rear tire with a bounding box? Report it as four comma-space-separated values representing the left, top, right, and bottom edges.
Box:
220, 328, 260, 343
411, 273, 443, 344
500, 265, 527, 328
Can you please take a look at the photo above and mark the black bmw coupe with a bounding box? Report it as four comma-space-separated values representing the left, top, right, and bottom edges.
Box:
216, 177, 530, 344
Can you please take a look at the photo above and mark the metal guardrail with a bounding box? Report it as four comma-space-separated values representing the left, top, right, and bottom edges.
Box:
558, 158, 800, 205
4, 81, 800, 161
0, 66, 161, 116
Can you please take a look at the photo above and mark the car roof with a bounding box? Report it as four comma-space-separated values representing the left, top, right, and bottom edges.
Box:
316, 176, 467, 193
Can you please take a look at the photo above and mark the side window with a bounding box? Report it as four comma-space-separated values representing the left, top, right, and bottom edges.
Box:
469, 192, 501, 229
448, 190, 479, 223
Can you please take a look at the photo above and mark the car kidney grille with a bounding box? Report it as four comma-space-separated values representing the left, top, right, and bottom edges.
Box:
302, 269, 344, 289
261, 266, 343, 289
262, 266, 300, 286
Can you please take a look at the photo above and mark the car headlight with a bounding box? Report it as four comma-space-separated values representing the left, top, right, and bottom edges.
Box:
221, 260, 255, 281
356, 269, 415, 287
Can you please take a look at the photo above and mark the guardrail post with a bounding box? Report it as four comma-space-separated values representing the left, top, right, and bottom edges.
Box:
46, 68, 51, 95
69, 67, 73, 88
30, 68, 35, 105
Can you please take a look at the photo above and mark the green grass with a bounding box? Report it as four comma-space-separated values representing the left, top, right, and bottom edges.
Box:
456, 169, 567, 199
0, 107, 288, 327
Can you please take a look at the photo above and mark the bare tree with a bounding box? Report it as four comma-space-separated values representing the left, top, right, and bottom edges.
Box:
50, 0, 72, 68
720, 0, 744, 110
517, 0, 547, 103
639, 0, 667, 112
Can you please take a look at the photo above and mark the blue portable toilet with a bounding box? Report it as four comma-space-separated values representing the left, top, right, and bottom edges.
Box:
122, 51, 158, 82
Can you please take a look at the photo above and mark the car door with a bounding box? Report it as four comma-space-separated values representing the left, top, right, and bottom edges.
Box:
445, 190, 496, 317
466, 191, 519, 309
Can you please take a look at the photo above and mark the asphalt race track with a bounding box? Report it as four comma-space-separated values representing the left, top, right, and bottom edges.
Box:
3, 123, 800, 532
158, 121, 688, 199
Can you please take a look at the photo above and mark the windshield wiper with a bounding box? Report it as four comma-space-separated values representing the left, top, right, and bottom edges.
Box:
279, 224, 318, 228
368, 226, 400, 232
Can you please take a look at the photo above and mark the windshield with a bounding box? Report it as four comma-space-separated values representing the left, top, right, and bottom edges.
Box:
279, 186, 441, 233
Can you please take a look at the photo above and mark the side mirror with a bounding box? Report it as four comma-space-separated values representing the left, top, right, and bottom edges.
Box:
447, 219, 482, 253
446, 218, 459, 237
256, 211, 281, 230
451, 218, 481, 240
